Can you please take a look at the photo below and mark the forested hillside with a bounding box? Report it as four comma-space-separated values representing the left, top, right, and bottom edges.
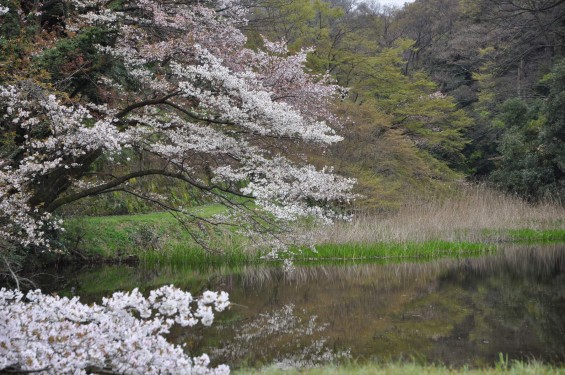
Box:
245, 0, 565, 206
2, 0, 562, 218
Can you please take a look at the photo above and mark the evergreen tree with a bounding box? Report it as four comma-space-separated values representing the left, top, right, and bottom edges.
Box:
491, 60, 565, 201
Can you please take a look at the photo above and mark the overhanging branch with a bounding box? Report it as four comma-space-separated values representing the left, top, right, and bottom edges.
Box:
46, 168, 253, 212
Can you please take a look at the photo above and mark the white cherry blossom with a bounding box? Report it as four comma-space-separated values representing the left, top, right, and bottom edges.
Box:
0, 286, 230, 374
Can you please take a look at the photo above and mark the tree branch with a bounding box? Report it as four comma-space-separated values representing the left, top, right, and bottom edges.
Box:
116, 92, 180, 119
47, 168, 253, 212
162, 100, 237, 126
2, 367, 50, 374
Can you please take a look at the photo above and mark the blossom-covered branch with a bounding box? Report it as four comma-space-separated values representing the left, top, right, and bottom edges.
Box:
0, 286, 230, 374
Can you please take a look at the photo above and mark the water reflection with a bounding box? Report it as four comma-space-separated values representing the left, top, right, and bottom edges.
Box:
46, 244, 565, 369
209, 303, 351, 369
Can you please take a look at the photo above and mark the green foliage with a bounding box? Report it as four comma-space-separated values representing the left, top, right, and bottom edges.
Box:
36, 26, 118, 98
326, 100, 460, 210
0, 1, 49, 85
490, 60, 565, 201
320, 40, 470, 208
380, 0, 565, 185
353, 42, 471, 168
540, 60, 565, 194
60, 177, 207, 217
0, 0, 21, 40
246, 0, 344, 52
299, 241, 494, 260
248, 0, 473, 208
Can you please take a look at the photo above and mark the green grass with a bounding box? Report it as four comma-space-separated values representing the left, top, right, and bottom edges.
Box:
139, 242, 262, 267
234, 361, 565, 375
61, 204, 264, 266
470, 228, 565, 245
295, 241, 495, 261
505, 229, 565, 242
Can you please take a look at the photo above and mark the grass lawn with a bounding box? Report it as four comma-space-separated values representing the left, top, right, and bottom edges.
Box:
61, 204, 262, 266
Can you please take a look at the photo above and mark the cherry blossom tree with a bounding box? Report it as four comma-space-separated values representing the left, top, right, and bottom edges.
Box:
0, 285, 231, 374
0, 0, 355, 264
0, 1, 354, 372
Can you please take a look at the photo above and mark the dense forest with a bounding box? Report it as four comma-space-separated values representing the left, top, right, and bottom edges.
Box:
244, 0, 565, 207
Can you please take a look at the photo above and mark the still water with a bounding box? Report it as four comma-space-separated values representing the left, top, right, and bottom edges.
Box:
42, 245, 565, 369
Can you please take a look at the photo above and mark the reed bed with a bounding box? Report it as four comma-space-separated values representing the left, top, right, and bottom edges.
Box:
235, 361, 565, 375
312, 185, 565, 245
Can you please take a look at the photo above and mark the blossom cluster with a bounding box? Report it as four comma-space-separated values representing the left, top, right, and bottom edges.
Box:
0, 286, 230, 374
0, 84, 131, 248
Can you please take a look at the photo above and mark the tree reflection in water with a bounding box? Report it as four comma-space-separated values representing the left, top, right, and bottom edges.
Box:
44, 244, 565, 369
199, 245, 565, 368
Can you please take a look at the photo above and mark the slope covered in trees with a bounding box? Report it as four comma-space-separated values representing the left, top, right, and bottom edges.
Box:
245, 0, 565, 204
245, 0, 473, 208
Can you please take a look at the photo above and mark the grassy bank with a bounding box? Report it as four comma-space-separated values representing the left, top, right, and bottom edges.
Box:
295, 240, 496, 261
61, 204, 261, 266
235, 361, 565, 375
61, 186, 565, 265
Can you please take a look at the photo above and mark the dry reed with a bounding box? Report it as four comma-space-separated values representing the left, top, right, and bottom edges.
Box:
312, 185, 565, 244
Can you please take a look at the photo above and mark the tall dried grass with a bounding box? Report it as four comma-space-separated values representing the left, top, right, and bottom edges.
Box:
237, 360, 564, 375
312, 185, 565, 244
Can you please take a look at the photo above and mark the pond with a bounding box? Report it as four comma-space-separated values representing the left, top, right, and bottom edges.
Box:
39, 244, 565, 369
